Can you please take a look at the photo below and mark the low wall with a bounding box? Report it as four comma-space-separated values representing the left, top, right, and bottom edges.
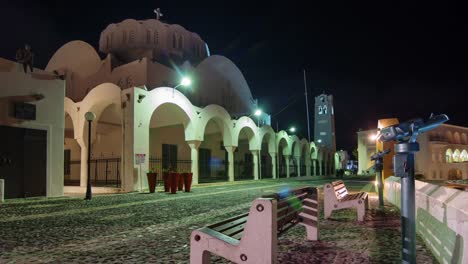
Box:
384, 176, 467, 264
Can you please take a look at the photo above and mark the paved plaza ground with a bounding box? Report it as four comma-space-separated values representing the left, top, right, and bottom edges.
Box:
0, 177, 437, 263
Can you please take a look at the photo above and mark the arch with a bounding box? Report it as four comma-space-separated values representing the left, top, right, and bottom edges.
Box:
300, 139, 310, 158
461, 150, 468, 162
453, 149, 461, 162
258, 126, 276, 153
289, 135, 301, 157
64, 97, 79, 139
77, 83, 122, 142
453, 132, 461, 144
446, 131, 453, 144
461, 133, 468, 145
309, 142, 318, 160
141, 87, 197, 141
232, 116, 258, 149
446, 148, 453, 163
197, 104, 233, 146
276, 130, 291, 156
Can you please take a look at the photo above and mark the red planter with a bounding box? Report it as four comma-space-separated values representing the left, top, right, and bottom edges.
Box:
170, 173, 180, 194
184, 173, 193, 192
163, 172, 170, 192
146, 173, 157, 193
178, 173, 185, 191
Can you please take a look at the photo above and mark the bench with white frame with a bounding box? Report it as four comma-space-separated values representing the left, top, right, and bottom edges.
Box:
323, 180, 369, 221
190, 186, 319, 264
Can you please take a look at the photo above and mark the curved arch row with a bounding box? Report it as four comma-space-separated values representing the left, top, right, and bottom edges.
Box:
64, 86, 336, 192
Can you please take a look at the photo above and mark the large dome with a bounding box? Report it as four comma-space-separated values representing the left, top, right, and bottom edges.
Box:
99, 19, 209, 65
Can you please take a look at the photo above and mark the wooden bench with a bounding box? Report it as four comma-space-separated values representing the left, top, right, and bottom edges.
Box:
190, 187, 319, 264
323, 180, 369, 221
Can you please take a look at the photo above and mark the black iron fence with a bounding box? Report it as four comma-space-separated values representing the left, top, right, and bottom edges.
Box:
261, 161, 273, 179
64, 158, 121, 188
149, 157, 192, 185
300, 164, 306, 176
234, 160, 253, 181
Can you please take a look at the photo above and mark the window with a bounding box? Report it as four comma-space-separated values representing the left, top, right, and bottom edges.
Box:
129, 30, 135, 43
154, 31, 159, 45
146, 30, 151, 44
178, 36, 183, 49
172, 34, 177, 48
122, 31, 127, 44
323, 105, 328, 114
318, 106, 323, 114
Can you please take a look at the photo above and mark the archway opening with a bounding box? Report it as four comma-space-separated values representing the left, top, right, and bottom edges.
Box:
260, 133, 273, 179
278, 138, 288, 178
149, 103, 192, 186
90, 104, 122, 187
446, 149, 453, 163
453, 149, 461, 163
234, 127, 255, 181
448, 169, 462, 180
64, 113, 81, 186
199, 119, 227, 183
461, 150, 468, 162
300, 144, 308, 177
290, 141, 299, 177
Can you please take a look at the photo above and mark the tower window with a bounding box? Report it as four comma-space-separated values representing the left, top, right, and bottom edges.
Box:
122, 31, 127, 44
323, 105, 327, 114
318, 106, 323, 114
178, 36, 184, 49
146, 30, 151, 44
154, 31, 159, 45
172, 34, 177, 48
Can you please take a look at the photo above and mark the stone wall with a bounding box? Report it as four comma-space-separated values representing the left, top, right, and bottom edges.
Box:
384, 176, 467, 264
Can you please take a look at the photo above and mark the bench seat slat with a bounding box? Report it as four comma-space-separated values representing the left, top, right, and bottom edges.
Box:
208, 212, 249, 230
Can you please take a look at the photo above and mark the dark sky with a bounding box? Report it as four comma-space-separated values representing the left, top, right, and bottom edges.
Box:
1, 1, 467, 152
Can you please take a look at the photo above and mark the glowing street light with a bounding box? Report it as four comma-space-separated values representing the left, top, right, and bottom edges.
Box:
254, 109, 262, 116
369, 134, 378, 141
289, 127, 296, 133
173, 76, 192, 96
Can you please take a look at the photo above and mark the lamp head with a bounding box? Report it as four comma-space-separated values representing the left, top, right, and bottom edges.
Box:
289, 127, 296, 133
85, 112, 96, 121
254, 109, 262, 116
180, 77, 191, 87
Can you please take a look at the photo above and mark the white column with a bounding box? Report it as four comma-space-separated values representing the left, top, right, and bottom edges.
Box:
188, 140, 202, 185
285, 155, 291, 178
269, 152, 277, 179
295, 156, 301, 177
225, 146, 236, 182
306, 159, 311, 177
251, 150, 259, 180
80, 144, 88, 187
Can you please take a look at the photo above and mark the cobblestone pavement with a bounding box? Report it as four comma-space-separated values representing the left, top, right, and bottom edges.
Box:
0, 178, 436, 263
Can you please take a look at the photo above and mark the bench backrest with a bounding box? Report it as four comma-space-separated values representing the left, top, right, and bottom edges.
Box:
262, 186, 318, 235
204, 187, 318, 241
332, 180, 349, 199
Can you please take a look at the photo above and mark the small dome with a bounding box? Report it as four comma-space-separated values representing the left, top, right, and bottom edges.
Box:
99, 18, 208, 65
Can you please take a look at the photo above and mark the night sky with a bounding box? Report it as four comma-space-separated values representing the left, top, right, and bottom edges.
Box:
1, 1, 467, 152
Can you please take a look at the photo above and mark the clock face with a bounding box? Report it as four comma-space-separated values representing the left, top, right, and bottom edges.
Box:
14, 102, 36, 120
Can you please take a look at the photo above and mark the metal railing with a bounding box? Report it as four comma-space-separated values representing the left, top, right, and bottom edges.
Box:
64, 158, 121, 188
148, 157, 192, 185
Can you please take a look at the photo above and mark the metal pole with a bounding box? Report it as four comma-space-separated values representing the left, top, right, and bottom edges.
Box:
303, 69, 311, 142
85, 120, 92, 200
376, 169, 384, 208
395, 142, 418, 264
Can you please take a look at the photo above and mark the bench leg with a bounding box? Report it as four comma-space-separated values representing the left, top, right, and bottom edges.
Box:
365, 196, 369, 210
324, 204, 333, 219
356, 202, 365, 222
300, 224, 318, 241
190, 233, 211, 264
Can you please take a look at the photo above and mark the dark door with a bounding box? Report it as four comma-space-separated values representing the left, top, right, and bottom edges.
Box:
162, 144, 177, 171
199, 148, 211, 182
0, 125, 47, 198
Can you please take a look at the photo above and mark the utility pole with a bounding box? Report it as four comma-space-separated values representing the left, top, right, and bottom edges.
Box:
303, 69, 311, 142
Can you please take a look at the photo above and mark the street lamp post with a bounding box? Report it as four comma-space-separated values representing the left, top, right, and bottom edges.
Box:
84, 111, 96, 200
